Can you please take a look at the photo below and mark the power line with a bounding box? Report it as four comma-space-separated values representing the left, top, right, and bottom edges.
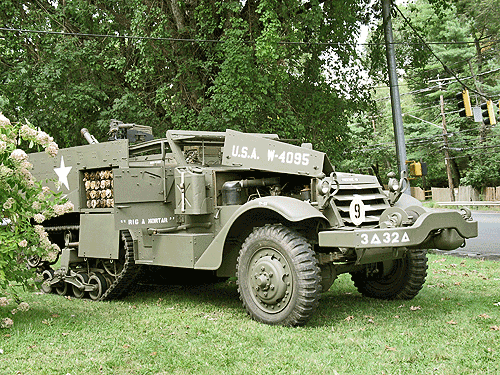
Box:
393, 4, 490, 100
0, 27, 491, 47
0, 27, 224, 44
353, 124, 498, 152
374, 84, 442, 101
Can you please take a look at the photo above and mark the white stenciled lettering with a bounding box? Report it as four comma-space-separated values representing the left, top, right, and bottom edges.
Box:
232, 145, 239, 157
265, 150, 311, 166
302, 153, 310, 166
268, 149, 276, 161
148, 217, 171, 224
359, 231, 412, 246
241, 146, 248, 158
232, 145, 258, 159
278, 151, 286, 163
401, 232, 410, 242
371, 234, 381, 244
250, 148, 258, 159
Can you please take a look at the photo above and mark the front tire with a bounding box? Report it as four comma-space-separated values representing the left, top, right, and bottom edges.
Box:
236, 225, 321, 326
351, 249, 428, 300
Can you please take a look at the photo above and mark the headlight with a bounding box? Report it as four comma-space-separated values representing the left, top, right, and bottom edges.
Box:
390, 181, 400, 192
318, 179, 331, 195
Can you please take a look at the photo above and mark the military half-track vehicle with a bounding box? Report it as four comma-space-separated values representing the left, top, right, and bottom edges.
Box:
29, 121, 478, 326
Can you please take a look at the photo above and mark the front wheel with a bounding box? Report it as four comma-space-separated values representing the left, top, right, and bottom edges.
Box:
351, 249, 428, 300
236, 225, 321, 326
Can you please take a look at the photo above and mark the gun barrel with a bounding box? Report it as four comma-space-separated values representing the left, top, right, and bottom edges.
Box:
81, 128, 99, 144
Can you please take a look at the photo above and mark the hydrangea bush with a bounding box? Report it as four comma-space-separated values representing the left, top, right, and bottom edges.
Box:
1, 113, 73, 327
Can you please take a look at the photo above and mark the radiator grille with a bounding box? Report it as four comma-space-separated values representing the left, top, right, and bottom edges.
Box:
333, 181, 390, 228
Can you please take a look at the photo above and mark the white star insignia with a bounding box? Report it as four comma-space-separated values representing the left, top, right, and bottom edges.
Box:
54, 156, 72, 190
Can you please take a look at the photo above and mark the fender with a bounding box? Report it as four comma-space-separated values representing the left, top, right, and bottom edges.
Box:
194, 196, 328, 270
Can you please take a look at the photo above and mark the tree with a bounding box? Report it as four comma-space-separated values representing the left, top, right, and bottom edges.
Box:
0, 0, 373, 164
353, 0, 500, 190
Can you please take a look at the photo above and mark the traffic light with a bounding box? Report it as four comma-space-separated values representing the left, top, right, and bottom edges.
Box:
456, 89, 472, 117
481, 100, 497, 125
409, 162, 422, 177
407, 161, 427, 177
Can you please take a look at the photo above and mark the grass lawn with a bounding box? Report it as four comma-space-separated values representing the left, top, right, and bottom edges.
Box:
1, 253, 499, 375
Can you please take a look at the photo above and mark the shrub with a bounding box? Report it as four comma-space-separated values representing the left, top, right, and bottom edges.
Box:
0, 113, 71, 292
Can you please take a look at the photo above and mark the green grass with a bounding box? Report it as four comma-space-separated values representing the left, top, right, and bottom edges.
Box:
1, 254, 499, 375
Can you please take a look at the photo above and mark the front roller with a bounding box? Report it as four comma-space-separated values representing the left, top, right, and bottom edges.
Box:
236, 224, 321, 327
350, 248, 428, 300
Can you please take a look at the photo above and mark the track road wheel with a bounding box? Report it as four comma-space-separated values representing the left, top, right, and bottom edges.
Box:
236, 224, 321, 327
72, 273, 89, 299
55, 281, 71, 296
41, 269, 54, 294
351, 249, 428, 300
88, 273, 108, 301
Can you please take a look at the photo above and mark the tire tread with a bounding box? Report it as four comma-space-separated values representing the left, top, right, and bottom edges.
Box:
236, 224, 321, 326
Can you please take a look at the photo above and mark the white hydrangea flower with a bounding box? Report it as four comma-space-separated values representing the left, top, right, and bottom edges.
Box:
33, 213, 46, 223
9, 149, 28, 162
19, 124, 37, 139
0, 113, 10, 129
34, 225, 45, 235
53, 201, 74, 216
45, 246, 59, 262
64, 201, 74, 212
36, 131, 50, 145
45, 142, 58, 157
21, 160, 33, 170
53, 204, 66, 216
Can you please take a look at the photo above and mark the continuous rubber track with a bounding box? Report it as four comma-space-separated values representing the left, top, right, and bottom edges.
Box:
100, 231, 141, 301
351, 248, 428, 300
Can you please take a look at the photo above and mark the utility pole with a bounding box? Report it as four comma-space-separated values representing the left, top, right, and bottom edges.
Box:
440, 93, 455, 201
382, 0, 408, 192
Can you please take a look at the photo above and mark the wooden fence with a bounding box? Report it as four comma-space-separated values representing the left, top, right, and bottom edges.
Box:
410, 186, 497, 203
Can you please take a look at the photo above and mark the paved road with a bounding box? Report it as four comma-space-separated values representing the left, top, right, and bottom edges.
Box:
434, 211, 500, 261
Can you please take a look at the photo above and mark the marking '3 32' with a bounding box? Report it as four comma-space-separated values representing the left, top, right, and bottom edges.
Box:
360, 231, 411, 246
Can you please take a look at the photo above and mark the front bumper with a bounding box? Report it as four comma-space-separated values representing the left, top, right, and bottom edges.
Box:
318, 210, 478, 251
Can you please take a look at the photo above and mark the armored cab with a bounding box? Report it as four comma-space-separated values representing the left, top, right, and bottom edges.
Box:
29, 122, 478, 326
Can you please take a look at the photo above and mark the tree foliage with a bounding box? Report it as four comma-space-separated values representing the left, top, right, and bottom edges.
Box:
351, 0, 500, 190
0, 0, 373, 163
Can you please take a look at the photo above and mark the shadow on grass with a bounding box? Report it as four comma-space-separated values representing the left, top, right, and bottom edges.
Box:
126, 278, 242, 311
126, 273, 379, 326
24, 269, 476, 328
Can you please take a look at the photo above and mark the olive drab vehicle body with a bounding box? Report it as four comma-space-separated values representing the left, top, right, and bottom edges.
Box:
29, 122, 478, 326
